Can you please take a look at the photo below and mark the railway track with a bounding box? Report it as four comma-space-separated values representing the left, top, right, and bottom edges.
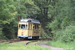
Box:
25, 38, 52, 45
0, 38, 52, 44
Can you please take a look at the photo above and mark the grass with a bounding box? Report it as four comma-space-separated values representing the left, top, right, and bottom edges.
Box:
0, 41, 50, 50
47, 41, 75, 50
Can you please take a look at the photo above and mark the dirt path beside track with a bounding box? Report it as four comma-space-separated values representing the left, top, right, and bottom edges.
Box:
37, 43, 65, 50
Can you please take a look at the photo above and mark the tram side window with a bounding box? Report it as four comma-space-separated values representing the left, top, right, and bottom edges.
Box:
28, 24, 30, 29
37, 25, 39, 29
28, 24, 32, 29
34, 24, 36, 29
33, 24, 35, 29
33, 24, 39, 30
21, 25, 25, 29
33, 25, 35, 29
31, 24, 32, 29
35, 25, 37, 29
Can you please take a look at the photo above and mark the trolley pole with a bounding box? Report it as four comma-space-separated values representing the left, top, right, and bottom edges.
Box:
18, 0, 20, 21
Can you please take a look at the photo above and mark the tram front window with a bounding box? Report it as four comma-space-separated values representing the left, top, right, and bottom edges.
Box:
21, 25, 25, 29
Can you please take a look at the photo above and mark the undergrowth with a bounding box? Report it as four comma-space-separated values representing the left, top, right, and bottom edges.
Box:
48, 41, 75, 50
53, 26, 75, 42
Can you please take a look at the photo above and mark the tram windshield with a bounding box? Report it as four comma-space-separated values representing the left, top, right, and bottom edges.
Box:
21, 25, 25, 29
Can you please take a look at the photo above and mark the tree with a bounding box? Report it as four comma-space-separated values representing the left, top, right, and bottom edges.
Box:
47, 0, 75, 42
0, 0, 17, 39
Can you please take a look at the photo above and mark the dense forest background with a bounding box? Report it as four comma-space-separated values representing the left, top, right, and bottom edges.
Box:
0, 0, 75, 42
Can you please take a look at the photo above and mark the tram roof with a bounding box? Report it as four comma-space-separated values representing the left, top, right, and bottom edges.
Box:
19, 18, 40, 24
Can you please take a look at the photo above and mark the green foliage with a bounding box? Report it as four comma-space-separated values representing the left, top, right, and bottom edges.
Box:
53, 26, 75, 42
41, 28, 51, 38
2, 20, 18, 39
0, 0, 17, 24
47, 20, 60, 31
18, 0, 40, 18
48, 41, 75, 50
0, 0, 75, 41
0, 0, 18, 39
0, 42, 50, 50
0, 24, 3, 38
46, 0, 75, 42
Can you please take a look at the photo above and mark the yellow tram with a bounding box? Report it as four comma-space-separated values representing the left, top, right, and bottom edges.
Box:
17, 18, 41, 39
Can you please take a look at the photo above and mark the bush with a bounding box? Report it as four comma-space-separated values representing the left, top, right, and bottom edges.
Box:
0, 24, 3, 38
53, 26, 75, 42
41, 28, 51, 38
